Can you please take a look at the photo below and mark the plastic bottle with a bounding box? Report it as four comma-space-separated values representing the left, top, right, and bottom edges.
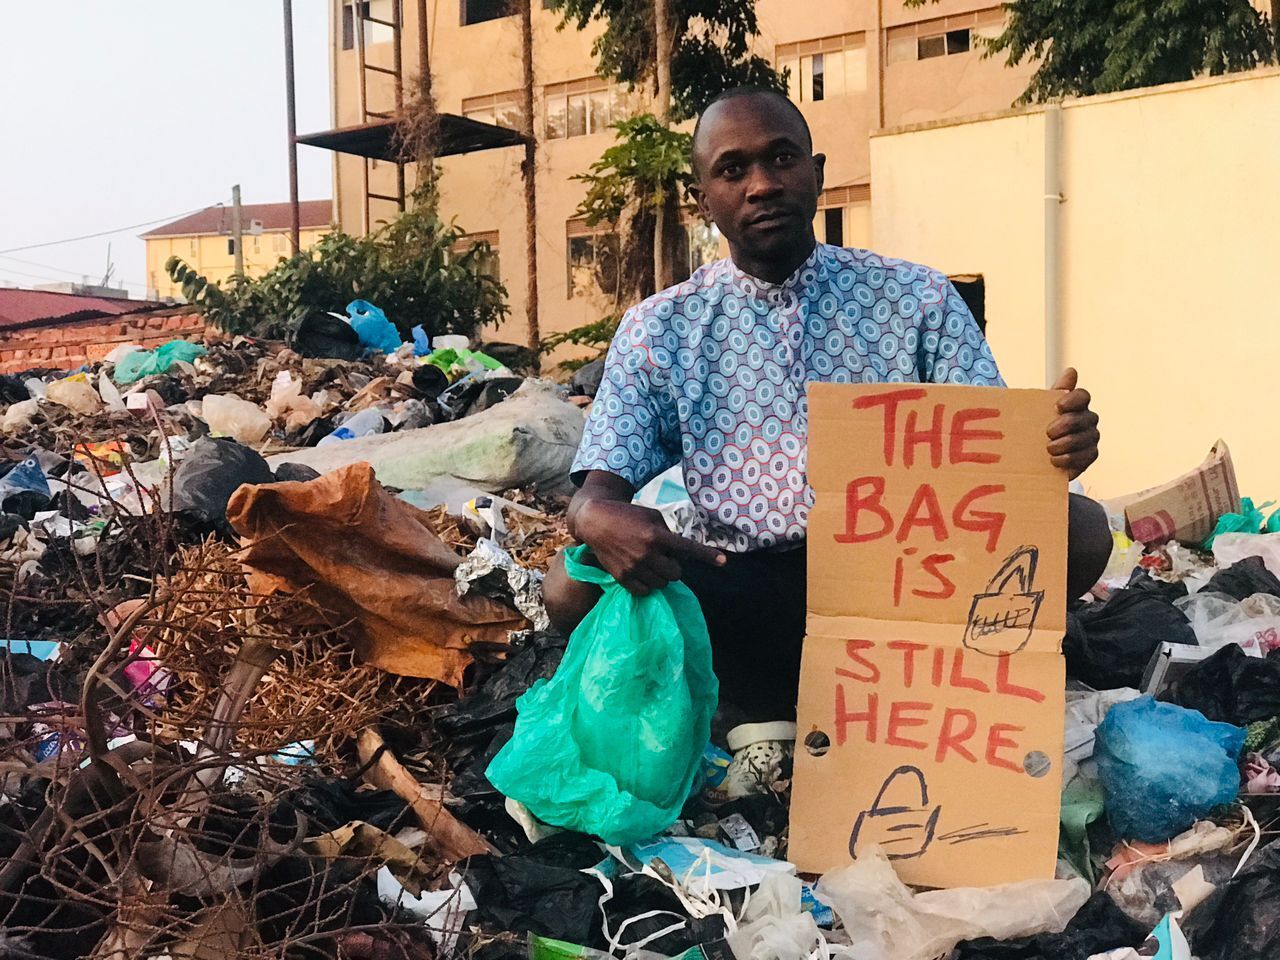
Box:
316, 407, 387, 446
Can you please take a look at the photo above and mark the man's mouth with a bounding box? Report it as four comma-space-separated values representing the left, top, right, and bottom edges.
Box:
748, 210, 795, 229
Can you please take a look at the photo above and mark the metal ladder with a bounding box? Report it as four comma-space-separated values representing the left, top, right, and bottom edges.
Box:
352, 0, 406, 232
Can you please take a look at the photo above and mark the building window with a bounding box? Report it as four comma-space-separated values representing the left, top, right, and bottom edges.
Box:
544, 78, 636, 139
462, 0, 511, 26
462, 91, 524, 130
887, 7, 1003, 63
341, 1, 394, 49
950, 274, 986, 333
453, 231, 501, 280
778, 34, 867, 102
274, 234, 286, 253
813, 185, 870, 249
566, 221, 621, 300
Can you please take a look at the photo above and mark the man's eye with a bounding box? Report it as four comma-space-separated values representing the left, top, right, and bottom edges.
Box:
775, 151, 795, 164
720, 164, 743, 179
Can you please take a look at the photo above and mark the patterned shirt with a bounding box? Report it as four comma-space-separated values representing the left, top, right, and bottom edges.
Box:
571, 242, 1005, 552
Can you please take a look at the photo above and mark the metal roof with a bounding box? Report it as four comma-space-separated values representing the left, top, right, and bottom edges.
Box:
141, 199, 333, 238
0, 289, 168, 331
295, 115, 525, 162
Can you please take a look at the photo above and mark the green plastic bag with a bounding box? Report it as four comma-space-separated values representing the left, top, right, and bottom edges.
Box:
113, 340, 207, 384
487, 544, 718, 844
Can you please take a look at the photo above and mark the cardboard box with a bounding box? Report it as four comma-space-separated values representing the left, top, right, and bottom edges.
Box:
1119, 441, 1239, 546
789, 383, 1068, 888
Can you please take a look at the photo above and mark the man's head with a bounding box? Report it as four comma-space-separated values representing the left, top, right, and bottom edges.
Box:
690, 87, 825, 280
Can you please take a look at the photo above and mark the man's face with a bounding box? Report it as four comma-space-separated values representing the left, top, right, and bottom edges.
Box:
690, 95, 825, 269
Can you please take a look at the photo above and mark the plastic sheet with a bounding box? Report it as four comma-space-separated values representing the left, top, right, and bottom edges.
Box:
1094, 697, 1244, 843
1201, 556, 1280, 601
952, 891, 1149, 960
814, 845, 1091, 960
1183, 836, 1280, 960
486, 544, 717, 845
1175, 591, 1280, 654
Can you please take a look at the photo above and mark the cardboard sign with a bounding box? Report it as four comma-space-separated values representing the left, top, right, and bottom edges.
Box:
789, 384, 1068, 888
1115, 440, 1239, 546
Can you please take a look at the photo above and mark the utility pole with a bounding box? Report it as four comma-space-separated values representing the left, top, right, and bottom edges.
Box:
283, 0, 301, 252
231, 184, 245, 278
519, 0, 540, 361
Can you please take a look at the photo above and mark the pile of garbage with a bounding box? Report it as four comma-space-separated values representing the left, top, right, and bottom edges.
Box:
0, 302, 1279, 960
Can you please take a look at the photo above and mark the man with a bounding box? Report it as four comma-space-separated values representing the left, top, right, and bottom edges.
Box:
545, 87, 1110, 726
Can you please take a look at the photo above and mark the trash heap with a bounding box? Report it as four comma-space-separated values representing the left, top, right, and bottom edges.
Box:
0, 306, 1279, 960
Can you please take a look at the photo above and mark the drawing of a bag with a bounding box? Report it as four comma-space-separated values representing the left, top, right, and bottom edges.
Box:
848, 765, 942, 862
963, 546, 1044, 656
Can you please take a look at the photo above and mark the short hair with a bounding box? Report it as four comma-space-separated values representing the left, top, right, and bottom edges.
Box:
692, 86, 813, 175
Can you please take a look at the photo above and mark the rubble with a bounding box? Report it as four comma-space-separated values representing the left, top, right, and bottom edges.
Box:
0, 321, 1279, 959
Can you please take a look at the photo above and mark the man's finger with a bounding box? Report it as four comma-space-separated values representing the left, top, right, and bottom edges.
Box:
647, 554, 683, 584
1047, 410, 1099, 440
1047, 429, 1100, 457
1055, 387, 1092, 415
660, 530, 727, 566
1050, 367, 1078, 393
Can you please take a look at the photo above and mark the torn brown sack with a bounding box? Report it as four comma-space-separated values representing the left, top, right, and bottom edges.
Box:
226, 461, 525, 686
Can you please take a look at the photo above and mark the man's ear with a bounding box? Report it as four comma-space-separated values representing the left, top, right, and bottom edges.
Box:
689, 182, 711, 222
813, 153, 827, 194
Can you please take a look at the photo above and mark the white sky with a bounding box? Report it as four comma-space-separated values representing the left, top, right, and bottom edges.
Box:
0, 1, 333, 298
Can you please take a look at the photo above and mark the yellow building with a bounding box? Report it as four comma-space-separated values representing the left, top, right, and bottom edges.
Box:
142, 200, 333, 300
311, 0, 1035, 347
869, 68, 1280, 498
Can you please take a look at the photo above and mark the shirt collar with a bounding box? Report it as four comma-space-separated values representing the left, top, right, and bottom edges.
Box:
727, 242, 825, 300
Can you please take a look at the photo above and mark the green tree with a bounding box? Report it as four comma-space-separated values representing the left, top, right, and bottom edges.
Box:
167, 186, 506, 341
907, 0, 1277, 104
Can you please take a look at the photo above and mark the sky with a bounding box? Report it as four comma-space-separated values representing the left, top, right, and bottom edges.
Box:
0, 1, 333, 299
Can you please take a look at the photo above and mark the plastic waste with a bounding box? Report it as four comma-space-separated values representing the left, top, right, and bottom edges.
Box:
1163, 643, 1280, 724
264, 371, 324, 433
1174, 591, 1280, 655
1203, 497, 1274, 549
1202, 556, 1280, 601
316, 407, 387, 446
200, 393, 272, 445
1094, 696, 1244, 843
1063, 687, 1142, 784
170, 437, 275, 528
952, 891, 1150, 960
95, 372, 126, 412
0, 457, 51, 518
346, 299, 402, 354
614, 837, 794, 895
411, 324, 432, 356
112, 339, 207, 384
45, 374, 102, 414
433, 334, 470, 352
1213, 531, 1280, 582
486, 543, 718, 844
1, 399, 38, 432
290, 311, 362, 360
815, 845, 1091, 960
724, 874, 827, 960
1183, 835, 1280, 960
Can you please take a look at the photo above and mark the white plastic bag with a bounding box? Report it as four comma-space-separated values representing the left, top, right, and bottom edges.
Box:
200, 393, 271, 445
1, 399, 38, 432
264, 371, 324, 432
1174, 591, 1280, 654
45, 374, 102, 414
1213, 532, 1280, 581
815, 846, 1091, 960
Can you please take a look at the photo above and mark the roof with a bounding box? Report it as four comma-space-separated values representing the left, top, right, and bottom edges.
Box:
0, 288, 168, 331
141, 199, 333, 238
296, 115, 525, 162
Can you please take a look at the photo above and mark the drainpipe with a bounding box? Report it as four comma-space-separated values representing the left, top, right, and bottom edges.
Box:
1043, 102, 1063, 388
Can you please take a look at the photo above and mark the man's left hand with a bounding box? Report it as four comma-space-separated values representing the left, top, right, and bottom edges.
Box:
1047, 368, 1099, 479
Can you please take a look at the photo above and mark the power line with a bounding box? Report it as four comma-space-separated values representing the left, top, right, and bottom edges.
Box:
0, 204, 221, 256
0, 254, 147, 289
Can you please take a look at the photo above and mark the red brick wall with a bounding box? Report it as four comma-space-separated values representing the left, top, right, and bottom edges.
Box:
0, 310, 206, 374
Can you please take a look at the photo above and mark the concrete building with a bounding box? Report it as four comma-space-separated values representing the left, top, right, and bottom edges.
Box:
314, 0, 1036, 348
869, 68, 1280, 498
142, 200, 333, 300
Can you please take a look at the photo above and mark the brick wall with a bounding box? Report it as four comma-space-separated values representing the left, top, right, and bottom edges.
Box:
0, 309, 206, 374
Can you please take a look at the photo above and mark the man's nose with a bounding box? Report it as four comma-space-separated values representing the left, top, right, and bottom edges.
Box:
744, 163, 783, 202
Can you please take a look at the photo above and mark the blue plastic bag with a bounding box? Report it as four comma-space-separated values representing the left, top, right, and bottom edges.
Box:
1095, 696, 1244, 843
486, 545, 717, 844
345, 299, 402, 354
0, 457, 50, 503
411, 324, 431, 357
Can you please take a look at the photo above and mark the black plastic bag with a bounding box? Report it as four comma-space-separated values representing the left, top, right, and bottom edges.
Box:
952, 891, 1149, 959
1163, 643, 1280, 724
469, 377, 524, 415
411, 363, 449, 401
601, 873, 725, 956
273, 462, 321, 484
290, 312, 362, 360
0, 375, 28, 405
437, 632, 567, 739
571, 358, 605, 398
1066, 573, 1198, 689
1202, 556, 1280, 601
171, 437, 274, 528
1185, 836, 1280, 960
464, 837, 605, 944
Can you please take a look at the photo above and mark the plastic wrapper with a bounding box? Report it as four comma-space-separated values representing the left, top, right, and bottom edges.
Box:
813, 845, 1091, 960
1094, 697, 1244, 843
455, 537, 550, 632
1214, 532, 1280, 581
1201, 556, 1280, 601
1175, 591, 1280, 654
1184, 836, 1280, 960
1162, 643, 1280, 724
952, 891, 1149, 960
486, 544, 718, 845
264, 370, 325, 432
45, 374, 102, 414
200, 393, 272, 445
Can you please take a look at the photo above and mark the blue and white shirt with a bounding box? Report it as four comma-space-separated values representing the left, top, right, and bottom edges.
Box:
572, 243, 1005, 552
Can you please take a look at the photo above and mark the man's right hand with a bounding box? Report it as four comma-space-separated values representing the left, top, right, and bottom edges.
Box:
573, 497, 726, 596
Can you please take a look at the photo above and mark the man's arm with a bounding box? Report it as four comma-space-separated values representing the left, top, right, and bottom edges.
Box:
568, 470, 725, 596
